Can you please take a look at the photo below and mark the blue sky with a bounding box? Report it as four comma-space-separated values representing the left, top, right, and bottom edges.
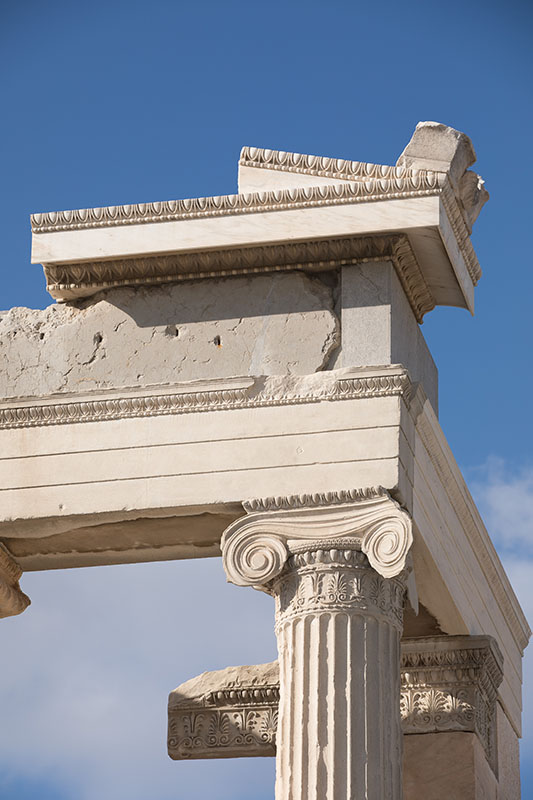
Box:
1, 0, 532, 797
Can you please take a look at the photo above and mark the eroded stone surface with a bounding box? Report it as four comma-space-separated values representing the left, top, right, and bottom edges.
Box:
396, 120, 489, 231
397, 121, 476, 184
169, 661, 279, 708
0, 272, 338, 398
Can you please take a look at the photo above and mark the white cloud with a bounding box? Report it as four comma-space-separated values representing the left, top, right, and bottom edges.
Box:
0, 558, 277, 800
468, 458, 533, 556
467, 459, 533, 762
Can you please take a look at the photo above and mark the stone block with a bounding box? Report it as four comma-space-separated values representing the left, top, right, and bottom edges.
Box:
168, 662, 279, 760
397, 121, 489, 231
0, 272, 338, 398
403, 732, 498, 800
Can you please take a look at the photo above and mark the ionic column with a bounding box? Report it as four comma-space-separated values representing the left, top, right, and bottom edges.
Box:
222, 488, 413, 800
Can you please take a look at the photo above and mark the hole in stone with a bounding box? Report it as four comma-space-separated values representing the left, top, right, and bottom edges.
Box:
39, 332, 45, 340
93, 332, 103, 345
164, 325, 180, 338
213, 335, 221, 347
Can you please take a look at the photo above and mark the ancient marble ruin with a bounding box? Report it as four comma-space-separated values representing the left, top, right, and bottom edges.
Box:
0, 121, 529, 798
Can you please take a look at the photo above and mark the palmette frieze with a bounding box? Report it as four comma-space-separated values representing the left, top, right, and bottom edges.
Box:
272, 546, 406, 631
168, 662, 280, 760
401, 636, 503, 767
168, 635, 503, 763
400, 687, 476, 730
168, 706, 278, 760
0, 367, 411, 430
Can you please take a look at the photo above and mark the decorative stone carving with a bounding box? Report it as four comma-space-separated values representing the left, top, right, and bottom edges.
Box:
30, 172, 448, 233
401, 635, 503, 770
222, 487, 413, 586
0, 365, 411, 430
221, 494, 412, 800
168, 662, 279, 760
168, 636, 503, 772
39, 234, 432, 320
32, 170, 481, 303
0, 544, 30, 618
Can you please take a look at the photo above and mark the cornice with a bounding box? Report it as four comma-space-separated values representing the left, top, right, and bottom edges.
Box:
0, 367, 411, 430
239, 147, 481, 286
31, 173, 446, 233
42, 233, 434, 321
239, 146, 421, 181
411, 387, 532, 654
401, 635, 503, 700
440, 181, 481, 285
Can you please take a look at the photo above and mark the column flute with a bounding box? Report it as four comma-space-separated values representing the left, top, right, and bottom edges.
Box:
222, 488, 413, 800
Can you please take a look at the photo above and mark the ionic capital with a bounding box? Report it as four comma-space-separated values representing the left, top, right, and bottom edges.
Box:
221, 487, 412, 588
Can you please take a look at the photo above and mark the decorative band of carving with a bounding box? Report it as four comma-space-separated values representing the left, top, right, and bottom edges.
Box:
0, 545, 30, 619
221, 490, 413, 587
243, 486, 384, 513
168, 636, 502, 764
441, 182, 481, 285
272, 544, 407, 630
42, 233, 434, 322
0, 368, 411, 430
239, 146, 423, 181
32, 175, 446, 233
168, 662, 279, 760
401, 635, 503, 769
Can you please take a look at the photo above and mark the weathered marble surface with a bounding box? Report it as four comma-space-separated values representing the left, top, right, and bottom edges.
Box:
0, 272, 338, 398
396, 121, 489, 231
403, 732, 497, 800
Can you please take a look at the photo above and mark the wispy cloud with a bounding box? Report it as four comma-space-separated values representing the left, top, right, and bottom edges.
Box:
468, 458, 533, 557
468, 458, 533, 761
0, 559, 277, 800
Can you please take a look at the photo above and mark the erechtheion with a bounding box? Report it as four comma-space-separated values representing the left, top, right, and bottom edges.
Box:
1, 121, 529, 798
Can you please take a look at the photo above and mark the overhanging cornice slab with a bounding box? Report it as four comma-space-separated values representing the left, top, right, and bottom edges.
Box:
31, 175, 478, 313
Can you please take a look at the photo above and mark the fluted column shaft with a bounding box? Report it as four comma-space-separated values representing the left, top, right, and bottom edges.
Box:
271, 543, 406, 800
221, 491, 413, 800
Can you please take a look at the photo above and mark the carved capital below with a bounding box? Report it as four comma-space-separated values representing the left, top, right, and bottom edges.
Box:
168, 636, 503, 767
168, 663, 279, 760
221, 488, 413, 587
401, 635, 503, 770
0, 544, 30, 618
